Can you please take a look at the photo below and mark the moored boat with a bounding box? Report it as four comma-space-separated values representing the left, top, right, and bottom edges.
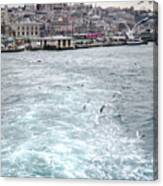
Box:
126, 39, 147, 45
1, 45, 25, 53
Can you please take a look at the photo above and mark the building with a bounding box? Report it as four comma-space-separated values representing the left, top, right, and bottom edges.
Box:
14, 21, 42, 38
43, 36, 74, 49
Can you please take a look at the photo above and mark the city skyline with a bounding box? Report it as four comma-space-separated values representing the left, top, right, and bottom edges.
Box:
1, 1, 154, 10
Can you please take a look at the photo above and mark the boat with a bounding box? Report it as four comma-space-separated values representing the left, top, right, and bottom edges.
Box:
75, 42, 104, 49
103, 42, 126, 47
126, 39, 147, 45
1, 45, 25, 53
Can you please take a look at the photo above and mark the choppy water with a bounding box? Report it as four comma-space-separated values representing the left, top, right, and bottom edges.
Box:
1, 44, 155, 180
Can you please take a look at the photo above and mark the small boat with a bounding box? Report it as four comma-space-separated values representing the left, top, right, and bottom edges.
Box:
126, 39, 147, 45
75, 42, 103, 49
75, 44, 90, 49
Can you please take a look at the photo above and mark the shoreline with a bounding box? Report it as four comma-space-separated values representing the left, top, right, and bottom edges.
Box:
1, 41, 152, 53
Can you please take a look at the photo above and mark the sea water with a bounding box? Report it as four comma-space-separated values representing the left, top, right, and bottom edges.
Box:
1, 44, 155, 180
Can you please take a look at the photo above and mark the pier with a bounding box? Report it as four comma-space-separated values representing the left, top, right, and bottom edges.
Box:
27, 36, 75, 50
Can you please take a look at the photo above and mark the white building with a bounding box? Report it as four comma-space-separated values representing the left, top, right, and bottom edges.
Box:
14, 21, 42, 38
43, 36, 75, 49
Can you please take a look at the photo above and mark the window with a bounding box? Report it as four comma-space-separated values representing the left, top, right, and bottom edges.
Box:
68, 40, 71, 46
22, 32, 24, 35
63, 40, 66, 47
58, 40, 61, 47
35, 31, 38, 35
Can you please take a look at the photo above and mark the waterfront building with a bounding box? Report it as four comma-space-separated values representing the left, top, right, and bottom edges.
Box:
43, 36, 74, 49
29, 36, 75, 49
14, 21, 42, 38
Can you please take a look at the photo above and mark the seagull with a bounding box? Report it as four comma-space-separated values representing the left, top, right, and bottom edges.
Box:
100, 105, 106, 113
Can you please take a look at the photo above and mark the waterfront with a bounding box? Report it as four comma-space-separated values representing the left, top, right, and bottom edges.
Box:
1, 44, 154, 180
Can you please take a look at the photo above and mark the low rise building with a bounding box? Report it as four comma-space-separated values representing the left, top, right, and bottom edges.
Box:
43, 36, 74, 49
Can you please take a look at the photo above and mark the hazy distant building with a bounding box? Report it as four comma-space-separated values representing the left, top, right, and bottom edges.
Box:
14, 21, 42, 37
1, 3, 155, 38
36, 3, 68, 11
1, 6, 11, 36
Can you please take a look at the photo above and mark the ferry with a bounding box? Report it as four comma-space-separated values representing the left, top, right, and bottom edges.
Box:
1, 45, 25, 53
